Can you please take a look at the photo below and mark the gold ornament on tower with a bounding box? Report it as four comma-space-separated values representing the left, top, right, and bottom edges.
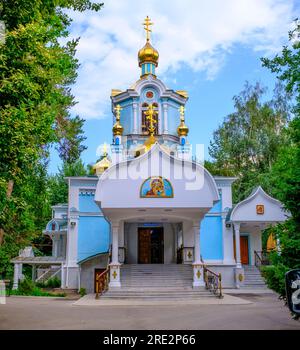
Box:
177, 105, 189, 137
112, 104, 124, 136
138, 16, 159, 68
93, 143, 111, 175
144, 103, 158, 149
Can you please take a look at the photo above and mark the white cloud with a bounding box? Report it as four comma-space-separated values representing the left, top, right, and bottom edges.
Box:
67, 0, 296, 119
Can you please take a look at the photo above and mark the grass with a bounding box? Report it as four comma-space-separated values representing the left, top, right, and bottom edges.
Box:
10, 288, 66, 297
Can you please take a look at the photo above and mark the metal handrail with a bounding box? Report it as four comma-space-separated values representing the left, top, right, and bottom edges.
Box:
254, 250, 271, 267
203, 265, 223, 299
95, 268, 110, 299
95, 251, 111, 299
254, 250, 262, 267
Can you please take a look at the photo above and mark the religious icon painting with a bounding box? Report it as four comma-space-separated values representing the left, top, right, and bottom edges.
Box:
140, 176, 174, 198
256, 204, 264, 215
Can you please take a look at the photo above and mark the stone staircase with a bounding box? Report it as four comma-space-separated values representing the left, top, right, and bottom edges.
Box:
241, 265, 269, 290
102, 264, 213, 300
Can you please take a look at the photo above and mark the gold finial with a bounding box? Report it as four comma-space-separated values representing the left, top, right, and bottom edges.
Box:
113, 104, 124, 136
114, 104, 122, 120
177, 105, 189, 137
144, 104, 158, 149
143, 16, 153, 42
102, 142, 108, 156
145, 104, 157, 137
179, 105, 185, 120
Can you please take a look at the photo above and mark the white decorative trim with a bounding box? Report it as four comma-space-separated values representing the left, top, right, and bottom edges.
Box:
79, 189, 96, 196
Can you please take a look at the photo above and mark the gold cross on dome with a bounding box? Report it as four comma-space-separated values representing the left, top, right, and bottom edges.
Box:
143, 16, 153, 42
179, 105, 185, 120
102, 142, 108, 156
145, 103, 157, 136
114, 104, 122, 121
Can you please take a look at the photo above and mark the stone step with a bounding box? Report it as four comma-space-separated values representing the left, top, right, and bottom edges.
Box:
105, 291, 210, 295
242, 265, 268, 289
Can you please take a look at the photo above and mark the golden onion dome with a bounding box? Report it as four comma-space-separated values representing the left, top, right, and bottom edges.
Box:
113, 122, 123, 136
177, 121, 189, 137
138, 41, 159, 67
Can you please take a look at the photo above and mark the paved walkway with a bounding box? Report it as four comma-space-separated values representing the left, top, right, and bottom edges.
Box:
0, 293, 299, 330
74, 293, 252, 306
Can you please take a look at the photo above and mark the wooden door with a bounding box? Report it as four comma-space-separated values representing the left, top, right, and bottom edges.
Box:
240, 236, 249, 265
138, 229, 151, 264
94, 269, 105, 293
151, 228, 164, 264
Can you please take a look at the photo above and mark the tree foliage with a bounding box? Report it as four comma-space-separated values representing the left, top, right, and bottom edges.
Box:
0, 0, 103, 277
261, 21, 300, 287
262, 19, 300, 117
209, 82, 291, 202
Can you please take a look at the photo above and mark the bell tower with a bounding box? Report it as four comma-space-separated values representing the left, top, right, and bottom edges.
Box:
109, 16, 191, 161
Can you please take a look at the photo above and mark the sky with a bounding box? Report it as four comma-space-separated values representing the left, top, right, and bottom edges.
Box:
49, 0, 299, 174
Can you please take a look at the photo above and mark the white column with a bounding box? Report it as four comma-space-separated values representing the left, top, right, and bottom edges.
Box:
13, 263, 20, 290
222, 216, 235, 264
234, 222, 242, 268
163, 103, 168, 134
32, 265, 37, 282
133, 103, 138, 134
192, 223, 205, 287
109, 223, 121, 288
193, 224, 201, 264
111, 224, 119, 264
52, 235, 59, 257
19, 263, 24, 281
61, 263, 65, 288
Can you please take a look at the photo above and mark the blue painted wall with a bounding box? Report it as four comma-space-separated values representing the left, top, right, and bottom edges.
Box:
167, 101, 181, 136
121, 101, 133, 136
208, 195, 222, 213
79, 193, 101, 213
200, 215, 223, 260
77, 216, 110, 262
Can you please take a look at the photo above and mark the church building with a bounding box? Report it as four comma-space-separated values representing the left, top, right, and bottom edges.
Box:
12, 17, 288, 295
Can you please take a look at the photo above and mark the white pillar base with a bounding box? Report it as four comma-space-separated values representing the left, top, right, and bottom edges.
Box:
109, 263, 121, 289
12, 263, 20, 290
192, 263, 205, 288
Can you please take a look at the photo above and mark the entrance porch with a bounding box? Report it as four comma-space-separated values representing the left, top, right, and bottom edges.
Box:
228, 186, 288, 288
107, 211, 207, 289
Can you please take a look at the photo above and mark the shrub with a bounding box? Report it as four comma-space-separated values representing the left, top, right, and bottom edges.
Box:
261, 264, 290, 296
45, 277, 61, 288
10, 278, 65, 297
36, 277, 61, 289
18, 278, 35, 294
79, 287, 86, 297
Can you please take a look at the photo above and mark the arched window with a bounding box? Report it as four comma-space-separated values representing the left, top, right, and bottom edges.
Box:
141, 102, 159, 135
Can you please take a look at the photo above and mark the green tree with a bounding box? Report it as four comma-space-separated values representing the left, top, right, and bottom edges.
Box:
261, 21, 300, 282
262, 19, 300, 116
209, 82, 290, 202
0, 0, 103, 276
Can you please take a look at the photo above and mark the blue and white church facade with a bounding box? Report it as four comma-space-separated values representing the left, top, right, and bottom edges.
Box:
12, 17, 288, 293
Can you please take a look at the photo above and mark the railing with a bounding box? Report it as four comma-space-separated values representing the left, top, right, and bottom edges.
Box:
95, 249, 111, 299
203, 266, 223, 299
177, 246, 183, 264
35, 267, 61, 283
254, 250, 271, 267
95, 268, 110, 299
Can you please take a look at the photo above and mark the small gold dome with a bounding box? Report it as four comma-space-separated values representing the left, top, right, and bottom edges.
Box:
93, 156, 111, 175
138, 41, 159, 67
177, 122, 189, 137
113, 122, 123, 136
